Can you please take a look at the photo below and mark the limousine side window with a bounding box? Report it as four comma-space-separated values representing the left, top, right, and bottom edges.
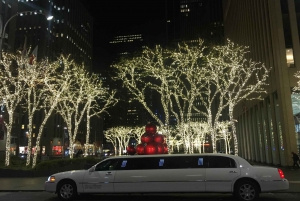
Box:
163, 156, 206, 169
117, 158, 160, 170
95, 159, 119, 171
208, 156, 236, 168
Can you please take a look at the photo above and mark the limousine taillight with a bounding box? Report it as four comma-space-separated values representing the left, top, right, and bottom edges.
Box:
277, 169, 285, 179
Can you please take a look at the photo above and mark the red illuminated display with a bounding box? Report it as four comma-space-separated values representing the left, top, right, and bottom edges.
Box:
127, 123, 168, 155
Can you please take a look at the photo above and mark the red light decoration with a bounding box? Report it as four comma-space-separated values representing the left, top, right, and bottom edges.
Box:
135, 123, 169, 155
144, 142, 157, 155
136, 144, 145, 155
126, 145, 136, 155
163, 143, 168, 154
141, 133, 154, 144
153, 134, 164, 144
156, 143, 164, 154
145, 124, 157, 135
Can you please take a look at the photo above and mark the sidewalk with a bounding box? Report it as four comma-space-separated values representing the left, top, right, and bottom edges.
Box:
0, 165, 299, 192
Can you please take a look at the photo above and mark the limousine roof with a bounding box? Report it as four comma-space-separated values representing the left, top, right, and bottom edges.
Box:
104, 153, 251, 167
108, 153, 235, 159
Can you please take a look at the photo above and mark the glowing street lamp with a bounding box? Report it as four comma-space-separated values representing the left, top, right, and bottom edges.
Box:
0, 11, 53, 59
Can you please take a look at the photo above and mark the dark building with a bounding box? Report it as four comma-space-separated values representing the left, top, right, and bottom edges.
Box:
166, 0, 224, 44
14, 0, 93, 70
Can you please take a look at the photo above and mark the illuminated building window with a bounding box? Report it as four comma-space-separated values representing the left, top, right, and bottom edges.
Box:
286, 48, 294, 67
21, 125, 25, 129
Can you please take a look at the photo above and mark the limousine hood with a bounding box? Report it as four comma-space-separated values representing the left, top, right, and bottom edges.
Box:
53, 170, 87, 178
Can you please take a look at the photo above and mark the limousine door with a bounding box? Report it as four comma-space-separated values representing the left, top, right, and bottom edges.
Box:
82, 159, 118, 193
113, 156, 206, 193
114, 158, 165, 192
160, 156, 206, 192
205, 156, 241, 192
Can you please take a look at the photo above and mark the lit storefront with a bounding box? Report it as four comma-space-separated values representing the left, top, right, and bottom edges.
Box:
52, 146, 63, 156
84, 144, 95, 156
19, 146, 41, 155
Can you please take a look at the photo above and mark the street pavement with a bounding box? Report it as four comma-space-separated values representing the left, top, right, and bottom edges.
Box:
0, 165, 299, 192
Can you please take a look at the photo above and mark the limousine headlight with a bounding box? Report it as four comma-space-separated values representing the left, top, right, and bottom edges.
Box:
48, 176, 56, 182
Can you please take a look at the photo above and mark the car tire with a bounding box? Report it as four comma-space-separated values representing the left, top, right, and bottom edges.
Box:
234, 180, 259, 201
57, 180, 77, 201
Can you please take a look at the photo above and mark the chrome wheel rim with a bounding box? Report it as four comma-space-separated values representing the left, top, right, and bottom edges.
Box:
60, 183, 74, 199
239, 184, 256, 201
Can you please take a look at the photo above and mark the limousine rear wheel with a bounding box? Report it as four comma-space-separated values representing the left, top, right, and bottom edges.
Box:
234, 180, 259, 201
57, 180, 77, 201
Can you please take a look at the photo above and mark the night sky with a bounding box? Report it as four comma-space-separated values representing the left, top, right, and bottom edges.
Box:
81, 0, 166, 70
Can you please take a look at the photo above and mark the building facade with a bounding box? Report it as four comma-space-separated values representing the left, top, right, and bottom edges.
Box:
223, 0, 300, 166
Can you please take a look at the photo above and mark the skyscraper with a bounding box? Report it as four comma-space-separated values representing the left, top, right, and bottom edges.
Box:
166, 0, 224, 44
1, 0, 93, 70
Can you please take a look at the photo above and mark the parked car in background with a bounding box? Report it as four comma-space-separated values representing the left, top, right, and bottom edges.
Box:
44, 153, 289, 201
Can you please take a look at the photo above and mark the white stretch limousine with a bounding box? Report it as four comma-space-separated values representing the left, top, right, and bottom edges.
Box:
44, 154, 289, 201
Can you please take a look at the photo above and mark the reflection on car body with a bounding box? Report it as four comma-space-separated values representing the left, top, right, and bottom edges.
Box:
44, 153, 289, 201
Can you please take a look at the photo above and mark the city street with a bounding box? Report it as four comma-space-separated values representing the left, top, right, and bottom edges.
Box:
0, 192, 300, 201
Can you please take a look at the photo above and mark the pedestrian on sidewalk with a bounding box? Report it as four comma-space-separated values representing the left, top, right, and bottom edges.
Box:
291, 151, 300, 168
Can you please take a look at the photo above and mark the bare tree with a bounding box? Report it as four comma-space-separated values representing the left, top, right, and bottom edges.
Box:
112, 46, 171, 129
31, 55, 74, 167
131, 126, 145, 144
104, 126, 133, 155
207, 40, 270, 155
84, 73, 118, 157
17, 56, 57, 166
189, 122, 210, 153
56, 61, 90, 159
113, 40, 269, 155
0, 52, 26, 166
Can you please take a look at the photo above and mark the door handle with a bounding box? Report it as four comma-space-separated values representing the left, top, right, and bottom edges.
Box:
229, 170, 237, 173
106, 172, 112, 175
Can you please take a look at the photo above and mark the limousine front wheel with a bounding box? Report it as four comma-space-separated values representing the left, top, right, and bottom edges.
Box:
234, 180, 259, 201
57, 180, 77, 201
